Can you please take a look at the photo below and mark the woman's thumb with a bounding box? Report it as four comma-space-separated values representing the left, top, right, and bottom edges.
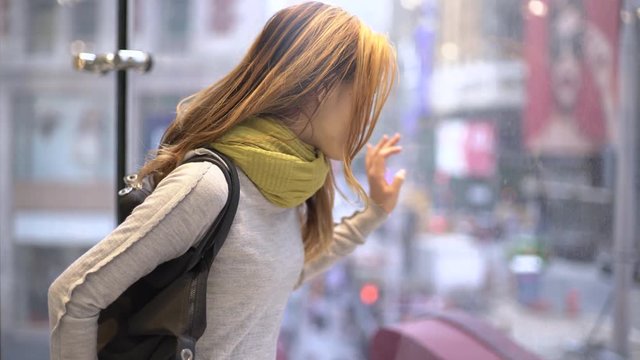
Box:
392, 169, 406, 192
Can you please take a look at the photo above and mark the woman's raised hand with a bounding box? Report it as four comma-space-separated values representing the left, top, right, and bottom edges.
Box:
365, 133, 405, 214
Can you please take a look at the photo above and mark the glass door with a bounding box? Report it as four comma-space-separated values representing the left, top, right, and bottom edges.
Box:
0, 1, 117, 358
125, 0, 268, 169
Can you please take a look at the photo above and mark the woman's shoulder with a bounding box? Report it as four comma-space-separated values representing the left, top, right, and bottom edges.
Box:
157, 153, 230, 205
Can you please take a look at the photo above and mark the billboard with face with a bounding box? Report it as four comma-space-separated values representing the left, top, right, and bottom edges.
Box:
524, 0, 619, 156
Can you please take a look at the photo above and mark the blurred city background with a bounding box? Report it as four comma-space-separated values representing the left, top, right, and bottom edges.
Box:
1, 0, 639, 359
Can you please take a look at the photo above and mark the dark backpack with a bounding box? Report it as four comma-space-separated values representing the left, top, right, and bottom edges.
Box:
97, 148, 239, 360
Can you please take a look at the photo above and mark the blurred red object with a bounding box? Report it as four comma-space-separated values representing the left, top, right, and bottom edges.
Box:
428, 215, 449, 234
276, 337, 287, 360
564, 288, 581, 318
370, 309, 541, 360
360, 283, 380, 305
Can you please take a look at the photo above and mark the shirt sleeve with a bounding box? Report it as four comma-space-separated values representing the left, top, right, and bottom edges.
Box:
295, 201, 389, 287
47, 162, 228, 360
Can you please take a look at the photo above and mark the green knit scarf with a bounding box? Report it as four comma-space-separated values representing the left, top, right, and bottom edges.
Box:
210, 117, 329, 208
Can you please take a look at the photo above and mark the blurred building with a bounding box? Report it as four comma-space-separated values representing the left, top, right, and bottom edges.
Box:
426, 0, 525, 213
522, 0, 620, 260
418, 0, 620, 261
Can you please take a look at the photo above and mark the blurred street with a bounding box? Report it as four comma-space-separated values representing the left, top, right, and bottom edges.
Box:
282, 231, 640, 360
483, 252, 640, 359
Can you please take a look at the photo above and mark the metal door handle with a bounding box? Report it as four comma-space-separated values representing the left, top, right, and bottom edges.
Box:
73, 50, 152, 74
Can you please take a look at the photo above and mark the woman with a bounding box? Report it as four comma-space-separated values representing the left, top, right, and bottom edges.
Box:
48, 2, 404, 359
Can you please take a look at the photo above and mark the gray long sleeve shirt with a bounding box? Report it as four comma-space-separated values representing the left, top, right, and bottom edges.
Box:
48, 150, 388, 360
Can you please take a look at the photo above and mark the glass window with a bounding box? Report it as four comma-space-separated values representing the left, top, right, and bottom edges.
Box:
2, 0, 639, 358
15, 245, 90, 326
70, 0, 97, 41
1, 1, 116, 358
13, 92, 113, 182
0, 0, 9, 37
209, 0, 236, 35
139, 94, 182, 153
158, 0, 190, 53
26, 0, 58, 54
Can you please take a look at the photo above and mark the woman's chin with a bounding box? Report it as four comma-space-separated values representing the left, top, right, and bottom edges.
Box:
324, 153, 342, 161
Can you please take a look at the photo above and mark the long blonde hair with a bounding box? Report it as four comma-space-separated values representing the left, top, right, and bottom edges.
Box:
138, 2, 396, 263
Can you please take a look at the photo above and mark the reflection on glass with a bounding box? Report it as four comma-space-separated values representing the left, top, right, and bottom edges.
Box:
0, 0, 9, 37
16, 245, 89, 326
140, 95, 182, 156
1, 0, 639, 359
13, 93, 112, 182
1, 1, 116, 358
70, 0, 97, 41
158, 0, 190, 53
27, 0, 57, 54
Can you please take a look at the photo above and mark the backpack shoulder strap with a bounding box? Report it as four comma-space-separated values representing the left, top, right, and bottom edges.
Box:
181, 147, 239, 269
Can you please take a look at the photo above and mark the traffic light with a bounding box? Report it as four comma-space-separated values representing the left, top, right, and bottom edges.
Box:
360, 282, 380, 305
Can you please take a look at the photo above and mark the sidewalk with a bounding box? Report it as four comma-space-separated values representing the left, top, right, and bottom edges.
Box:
482, 296, 640, 360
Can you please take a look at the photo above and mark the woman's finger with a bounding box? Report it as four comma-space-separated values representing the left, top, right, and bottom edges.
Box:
379, 146, 402, 158
373, 134, 389, 154
365, 143, 374, 167
373, 133, 401, 155
385, 133, 401, 147
391, 169, 406, 192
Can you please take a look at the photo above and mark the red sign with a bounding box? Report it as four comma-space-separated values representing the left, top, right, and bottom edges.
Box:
465, 122, 496, 177
436, 120, 496, 178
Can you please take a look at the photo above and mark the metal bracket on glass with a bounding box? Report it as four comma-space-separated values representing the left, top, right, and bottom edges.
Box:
73, 50, 153, 75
